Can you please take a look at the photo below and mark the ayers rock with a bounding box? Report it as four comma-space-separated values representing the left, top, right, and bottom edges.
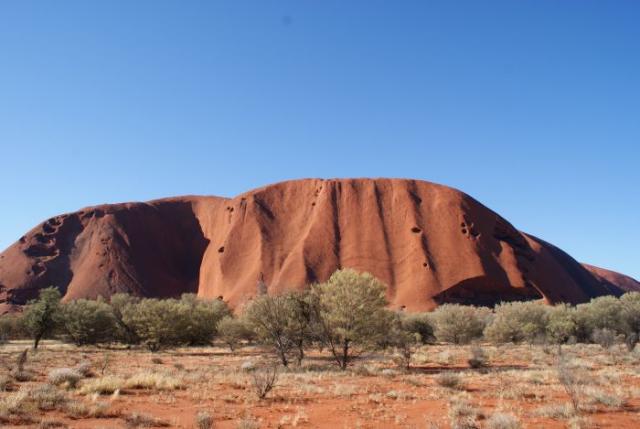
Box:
0, 178, 638, 313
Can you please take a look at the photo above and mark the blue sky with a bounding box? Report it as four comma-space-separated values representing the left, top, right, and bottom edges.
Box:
0, 1, 638, 279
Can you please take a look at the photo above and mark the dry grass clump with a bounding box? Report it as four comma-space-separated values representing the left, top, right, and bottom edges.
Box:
38, 418, 69, 428
448, 395, 479, 429
0, 374, 12, 391
0, 383, 67, 424
48, 368, 83, 388
196, 410, 214, 429
65, 400, 119, 419
79, 375, 125, 395
485, 412, 521, 429
29, 384, 68, 410
74, 361, 92, 377
124, 371, 184, 390
236, 417, 260, 429
124, 411, 170, 428
533, 403, 576, 419
436, 372, 465, 390
582, 387, 626, 409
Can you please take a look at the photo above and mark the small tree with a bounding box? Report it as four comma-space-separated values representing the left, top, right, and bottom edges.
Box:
60, 298, 117, 345
431, 304, 484, 344
388, 313, 421, 370
484, 301, 549, 344
546, 304, 578, 344
313, 269, 393, 370
22, 287, 62, 349
108, 293, 140, 344
243, 294, 296, 366
217, 316, 253, 352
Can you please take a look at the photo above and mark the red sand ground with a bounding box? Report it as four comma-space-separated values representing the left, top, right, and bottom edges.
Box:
1, 178, 637, 313
1, 342, 639, 428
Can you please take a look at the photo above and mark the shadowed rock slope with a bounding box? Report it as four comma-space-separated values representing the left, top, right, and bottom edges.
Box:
0, 179, 635, 313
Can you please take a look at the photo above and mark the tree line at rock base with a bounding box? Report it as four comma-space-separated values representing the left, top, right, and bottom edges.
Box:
1, 269, 639, 370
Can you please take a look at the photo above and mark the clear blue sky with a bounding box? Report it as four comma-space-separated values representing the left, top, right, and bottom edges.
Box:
1, 1, 638, 279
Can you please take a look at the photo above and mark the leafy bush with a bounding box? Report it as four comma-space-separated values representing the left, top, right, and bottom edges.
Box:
313, 269, 393, 369
484, 301, 549, 344
399, 312, 434, 344
121, 295, 230, 351
575, 296, 623, 342
431, 304, 485, 344
620, 292, 640, 351
59, 298, 116, 345
546, 304, 578, 344
217, 316, 253, 352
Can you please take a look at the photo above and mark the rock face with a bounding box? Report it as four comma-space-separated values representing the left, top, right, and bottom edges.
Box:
0, 178, 635, 313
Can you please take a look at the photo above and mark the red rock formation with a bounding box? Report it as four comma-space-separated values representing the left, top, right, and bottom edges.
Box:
582, 264, 640, 293
0, 178, 635, 313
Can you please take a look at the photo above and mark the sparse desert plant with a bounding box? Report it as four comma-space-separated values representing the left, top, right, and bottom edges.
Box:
99, 352, 111, 375
196, 410, 214, 429
557, 356, 583, 414
436, 372, 464, 390
431, 304, 485, 344
467, 345, 487, 369
485, 412, 521, 429
48, 368, 83, 388
250, 364, 279, 399
22, 287, 62, 349
312, 269, 393, 369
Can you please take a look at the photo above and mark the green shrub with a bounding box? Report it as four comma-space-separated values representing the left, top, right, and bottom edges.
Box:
575, 296, 624, 342
59, 298, 116, 345
431, 304, 485, 344
217, 316, 253, 352
121, 295, 230, 350
313, 269, 393, 369
546, 304, 578, 344
620, 292, 640, 351
399, 312, 434, 344
484, 301, 549, 344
